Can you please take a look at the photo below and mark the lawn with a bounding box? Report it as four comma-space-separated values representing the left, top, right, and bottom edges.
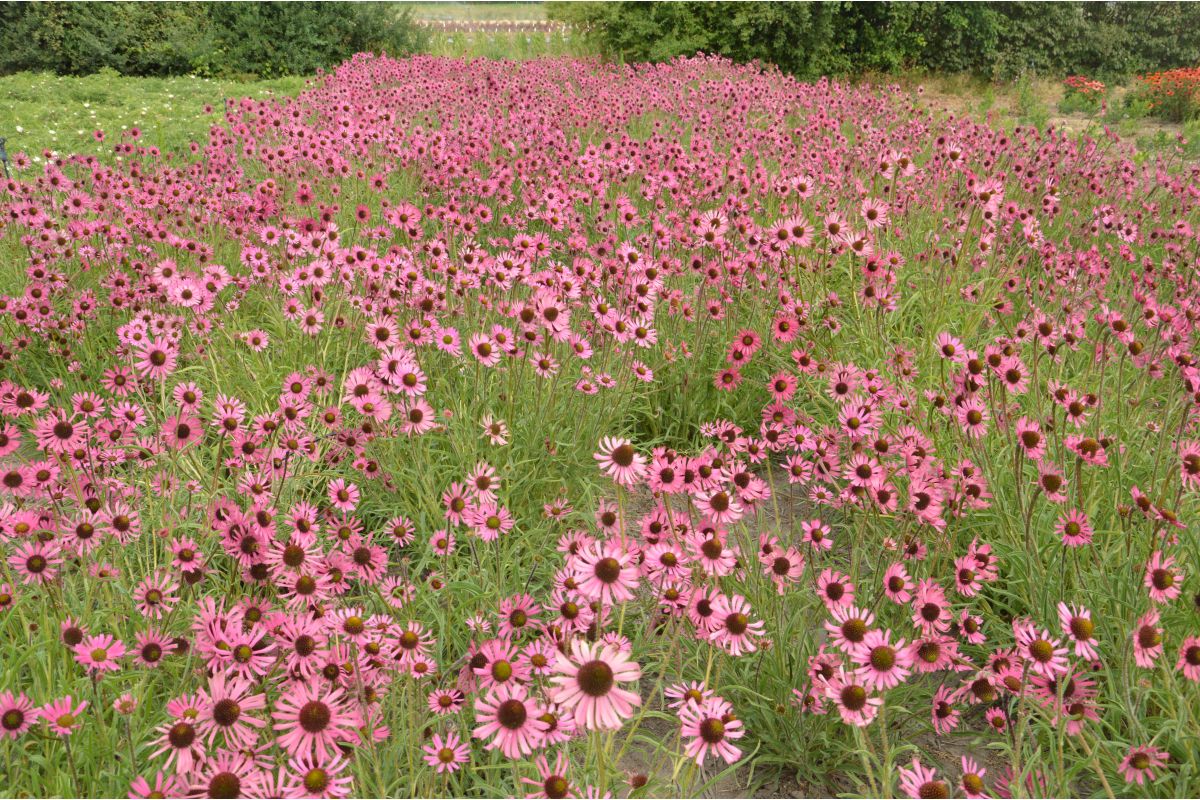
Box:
0, 71, 307, 161
0, 51, 1198, 800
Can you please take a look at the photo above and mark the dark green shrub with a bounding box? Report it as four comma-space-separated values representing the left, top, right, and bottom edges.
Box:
549, 1, 1200, 82
0, 2, 424, 78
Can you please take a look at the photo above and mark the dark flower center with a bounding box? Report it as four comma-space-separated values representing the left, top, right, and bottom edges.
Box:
840, 685, 867, 711
1138, 626, 1161, 649
207, 772, 241, 799
303, 769, 329, 793
496, 699, 527, 729
577, 659, 615, 696
1151, 569, 1173, 590
299, 700, 331, 733
869, 646, 895, 671
1028, 639, 1054, 662
841, 618, 867, 643
611, 444, 635, 467
919, 780, 950, 799
168, 721, 196, 748
594, 557, 622, 584
544, 776, 570, 799
699, 717, 726, 743
212, 699, 241, 727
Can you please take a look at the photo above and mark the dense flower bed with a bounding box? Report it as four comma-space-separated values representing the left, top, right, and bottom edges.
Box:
0, 54, 1198, 798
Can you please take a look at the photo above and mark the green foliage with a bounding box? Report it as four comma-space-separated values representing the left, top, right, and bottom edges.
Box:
550, 1, 1200, 80
0, 2, 425, 78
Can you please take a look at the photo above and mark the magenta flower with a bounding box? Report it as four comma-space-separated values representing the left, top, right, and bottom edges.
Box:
550, 639, 641, 731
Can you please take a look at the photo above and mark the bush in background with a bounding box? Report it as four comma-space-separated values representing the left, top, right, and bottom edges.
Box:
551, 1, 1200, 82
1133, 66, 1200, 122
0, 1, 425, 78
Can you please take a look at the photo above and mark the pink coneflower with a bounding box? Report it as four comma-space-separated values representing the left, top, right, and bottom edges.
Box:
694, 488, 744, 525
134, 572, 178, 619
133, 337, 178, 380
822, 668, 880, 727
594, 436, 647, 486
73, 633, 126, 675
473, 638, 530, 690
930, 684, 959, 734
690, 531, 737, 577
1036, 464, 1069, 503
41, 696, 87, 737
958, 756, 988, 798
816, 568, 855, 609
955, 397, 989, 439
911, 580, 951, 634
113, 693, 137, 716
272, 683, 357, 759
187, 750, 265, 799
200, 673, 266, 749
665, 681, 714, 710
466, 502, 515, 542
240, 329, 270, 352
1118, 745, 1168, 786
521, 752, 575, 799
574, 540, 639, 605
1057, 602, 1098, 660
708, 594, 765, 656
1133, 609, 1163, 668
472, 682, 548, 759
481, 414, 510, 445
1176, 636, 1200, 682
9, 540, 62, 585
161, 414, 203, 450
423, 731, 470, 774
326, 478, 360, 512
129, 772, 187, 799
498, 594, 541, 638
881, 562, 912, 604
1015, 416, 1046, 460
853, 629, 912, 690
1144, 550, 1182, 603
520, 639, 559, 677
282, 751, 354, 798
679, 697, 744, 765
935, 332, 965, 362
33, 410, 87, 455
825, 605, 875, 655
427, 689, 465, 716
1065, 434, 1108, 467
1014, 620, 1069, 677
468, 333, 502, 367
898, 758, 949, 799
0, 691, 34, 739
152, 713, 204, 773
442, 482, 470, 524
1056, 509, 1093, 547
762, 546, 804, 594
984, 706, 1008, 733
550, 639, 641, 731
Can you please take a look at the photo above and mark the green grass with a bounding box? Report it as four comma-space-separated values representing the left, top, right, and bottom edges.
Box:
0, 70, 307, 161
423, 29, 593, 59
403, 2, 547, 21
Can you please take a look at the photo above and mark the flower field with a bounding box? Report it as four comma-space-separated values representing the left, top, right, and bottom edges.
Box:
1, 53, 1199, 798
